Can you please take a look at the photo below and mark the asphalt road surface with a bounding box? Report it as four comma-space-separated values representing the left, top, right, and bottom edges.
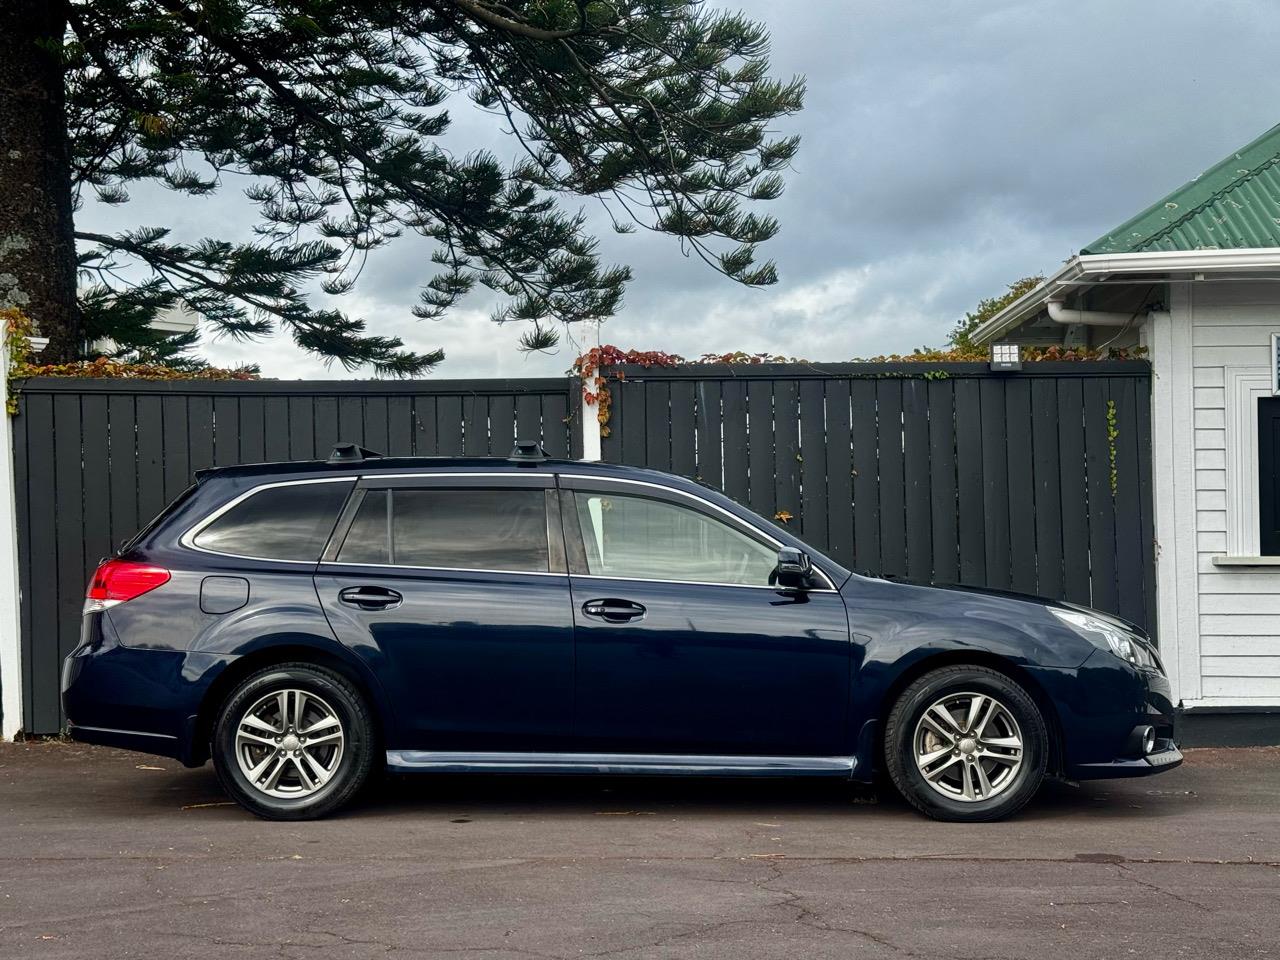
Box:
1, 741, 1277, 959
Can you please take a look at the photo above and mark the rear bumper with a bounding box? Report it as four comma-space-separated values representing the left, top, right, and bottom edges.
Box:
62, 612, 228, 766
67, 722, 184, 760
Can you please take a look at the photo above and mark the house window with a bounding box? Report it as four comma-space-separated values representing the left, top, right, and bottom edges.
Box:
1258, 398, 1280, 554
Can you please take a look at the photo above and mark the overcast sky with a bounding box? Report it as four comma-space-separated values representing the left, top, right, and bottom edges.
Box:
79, 0, 1280, 379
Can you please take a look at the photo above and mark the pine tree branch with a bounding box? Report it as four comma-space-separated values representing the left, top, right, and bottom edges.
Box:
446, 0, 589, 41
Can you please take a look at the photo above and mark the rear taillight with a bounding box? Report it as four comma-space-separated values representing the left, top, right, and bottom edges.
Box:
84, 559, 171, 612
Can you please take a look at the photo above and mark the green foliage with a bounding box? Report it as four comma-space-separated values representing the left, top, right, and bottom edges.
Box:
947, 275, 1045, 352
60, 0, 804, 373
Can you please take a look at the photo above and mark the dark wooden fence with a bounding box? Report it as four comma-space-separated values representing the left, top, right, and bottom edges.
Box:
11, 363, 1155, 735
602, 361, 1155, 631
12, 376, 579, 734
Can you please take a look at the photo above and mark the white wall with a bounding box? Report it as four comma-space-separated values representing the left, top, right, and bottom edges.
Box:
0, 330, 23, 738
1158, 280, 1280, 707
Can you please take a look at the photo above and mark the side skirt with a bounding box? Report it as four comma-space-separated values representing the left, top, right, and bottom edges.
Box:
385, 751, 857, 777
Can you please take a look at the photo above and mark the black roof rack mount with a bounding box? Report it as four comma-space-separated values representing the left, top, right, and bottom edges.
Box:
509, 440, 549, 464
328, 442, 384, 464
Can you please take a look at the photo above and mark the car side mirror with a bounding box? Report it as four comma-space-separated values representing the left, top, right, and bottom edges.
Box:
772, 547, 813, 589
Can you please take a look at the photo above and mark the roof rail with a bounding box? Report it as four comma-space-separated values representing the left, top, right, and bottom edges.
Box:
327, 442, 384, 464
509, 440, 549, 464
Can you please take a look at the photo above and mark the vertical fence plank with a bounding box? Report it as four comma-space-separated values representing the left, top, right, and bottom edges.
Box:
694, 380, 722, 488
214, 396, 240, 465
670, 381, 696, 479
774, 380, 802, 530
240, 396, 266, 463
264, 396, 290, 462
188, 395, 215, 473
161, 396, 190, 502
52, 395, 85, 729
1084, 380, 1119, 616
825, 380, 854, 566
979, 379, 1011, 590
363, 397, 390, 456
463, 395, 488, 456
21, 394, 58, 732
799, 380, 828, 548
387, 396, 413, 456
414, 396, 439, 455
1056, 379, 1090, 605
436, 395, 464, 455
876, 380, 907, 579
618, 380, 647, 468
313, 397, 339, 455
514, 394, 540, 454
1031, 379, 1064, 601
851, 379, 881, 573
953, 379, 985, 585
336, 397, 363, 450
12, 394, 34, 729
108, 394, 139, 542
927, 379, 959, 585
80, 397, 112, 571
1112, 378, 1146, 625
721, 380, 749, 503
288, 396, 316, 461
541, 392, 571, 458
135, 395, 166, 525
747, 380, 775, 520
1005, 379, 1036, 595
1135, 376, 1157, 634
644, 381, 672, 472
488, 395, 516, 457
902, 379, 932, 582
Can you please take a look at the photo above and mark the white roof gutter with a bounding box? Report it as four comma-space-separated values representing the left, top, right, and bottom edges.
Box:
971, 248, 1280, 344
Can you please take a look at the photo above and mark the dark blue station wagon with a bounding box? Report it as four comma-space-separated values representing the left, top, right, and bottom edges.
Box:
63, 443, 1181, 821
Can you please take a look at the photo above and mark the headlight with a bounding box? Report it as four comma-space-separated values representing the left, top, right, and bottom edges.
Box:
1048, 607, 1152, 667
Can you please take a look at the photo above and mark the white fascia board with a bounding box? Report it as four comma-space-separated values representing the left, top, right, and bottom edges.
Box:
972, 248, 1280, 345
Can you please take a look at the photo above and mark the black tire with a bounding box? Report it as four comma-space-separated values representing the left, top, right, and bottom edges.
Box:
212, 662, 376, 820
884, 665, 1048, 822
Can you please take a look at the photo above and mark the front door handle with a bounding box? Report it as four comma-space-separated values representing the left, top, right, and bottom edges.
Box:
582, 598, 646, 623
339, 586, 403, 610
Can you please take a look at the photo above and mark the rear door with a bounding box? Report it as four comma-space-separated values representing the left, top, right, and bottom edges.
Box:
562, 477, 852, 757
315, 473, 575, 751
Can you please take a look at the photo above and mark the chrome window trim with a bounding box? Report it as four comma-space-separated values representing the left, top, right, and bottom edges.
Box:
322, 560, 565, 578
559, 473, 838, 591
179, 476, 356, 563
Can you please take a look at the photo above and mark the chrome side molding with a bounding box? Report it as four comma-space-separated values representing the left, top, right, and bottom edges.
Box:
385, 751, 856, 777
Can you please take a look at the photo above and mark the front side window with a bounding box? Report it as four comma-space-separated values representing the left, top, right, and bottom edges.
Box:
573, 491, 777, 585
192, 480, 353, 561
337, 488, 550, 572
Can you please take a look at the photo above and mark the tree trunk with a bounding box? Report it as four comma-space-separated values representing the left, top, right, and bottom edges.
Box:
0, 0, 78, 361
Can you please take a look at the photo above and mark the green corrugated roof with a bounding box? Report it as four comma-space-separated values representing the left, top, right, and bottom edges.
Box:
1083, 123, 1280, 254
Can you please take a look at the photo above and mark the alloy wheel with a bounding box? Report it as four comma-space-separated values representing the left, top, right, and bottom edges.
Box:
234, 688, 345, 799
913, 691, 1024, 802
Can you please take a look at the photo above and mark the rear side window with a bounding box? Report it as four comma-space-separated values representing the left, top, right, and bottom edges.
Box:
191, 480, 353, 561
337, 488, 549, 572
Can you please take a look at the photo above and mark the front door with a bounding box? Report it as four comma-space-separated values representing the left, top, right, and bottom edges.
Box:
562, 479, 851, 757
315, 474, 575, 751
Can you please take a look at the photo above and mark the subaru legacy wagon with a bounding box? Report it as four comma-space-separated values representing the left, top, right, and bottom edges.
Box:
62, 442, 1181, 821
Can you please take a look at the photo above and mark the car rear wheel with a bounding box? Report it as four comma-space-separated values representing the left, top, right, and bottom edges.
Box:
212, 662, 376, 820
884, 665, 1048, 822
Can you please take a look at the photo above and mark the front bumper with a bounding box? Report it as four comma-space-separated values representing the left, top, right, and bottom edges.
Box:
1071, 738, 1183, 779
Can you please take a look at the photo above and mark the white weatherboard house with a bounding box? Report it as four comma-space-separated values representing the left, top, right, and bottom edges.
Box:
975, 123, 1280, 729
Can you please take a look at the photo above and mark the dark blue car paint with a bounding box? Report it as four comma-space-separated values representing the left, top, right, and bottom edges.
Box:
62, 456, 1179, 782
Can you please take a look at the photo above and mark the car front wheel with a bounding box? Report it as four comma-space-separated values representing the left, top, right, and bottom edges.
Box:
884, 665, 1048, 822
212, 662, 376, 820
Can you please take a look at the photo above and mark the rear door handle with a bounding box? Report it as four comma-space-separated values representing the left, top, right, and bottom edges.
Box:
339, 586, 403, 610
582, 598, 646, 623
